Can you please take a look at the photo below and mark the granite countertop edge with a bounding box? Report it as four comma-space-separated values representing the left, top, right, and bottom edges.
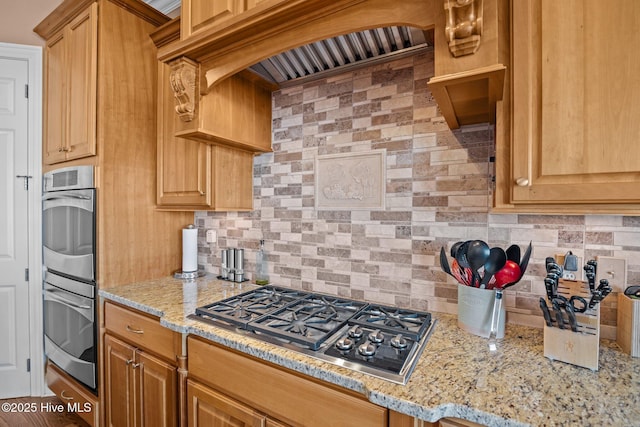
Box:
98, 276, 640, 427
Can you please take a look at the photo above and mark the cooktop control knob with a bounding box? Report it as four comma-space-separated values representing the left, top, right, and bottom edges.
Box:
348, 325, 363, 339
335, 337, 354, 351
358, 342, 377, 357
368, 329, 384, 344
390, 334, 408, 349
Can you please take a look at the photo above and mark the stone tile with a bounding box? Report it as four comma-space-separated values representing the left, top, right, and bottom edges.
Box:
193, 50, 639, 340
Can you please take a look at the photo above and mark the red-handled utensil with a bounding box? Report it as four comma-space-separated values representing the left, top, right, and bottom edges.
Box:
493, 260, 521, 289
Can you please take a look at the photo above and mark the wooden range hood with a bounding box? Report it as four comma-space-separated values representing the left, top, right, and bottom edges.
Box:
157, 0, 506, 131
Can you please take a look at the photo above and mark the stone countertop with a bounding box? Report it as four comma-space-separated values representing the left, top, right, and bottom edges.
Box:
99, 276, 640, 427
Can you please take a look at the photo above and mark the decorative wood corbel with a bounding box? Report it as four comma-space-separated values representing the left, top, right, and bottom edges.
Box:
444, 0, 483, 57
169, 57, 199, 122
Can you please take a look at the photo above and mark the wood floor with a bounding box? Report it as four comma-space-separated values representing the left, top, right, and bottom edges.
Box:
0, 396, 89, 427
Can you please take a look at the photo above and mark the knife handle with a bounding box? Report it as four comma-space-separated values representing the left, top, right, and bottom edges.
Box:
552, 299, 565, 329
539, 298, 553, 327
564, 304, 578, 332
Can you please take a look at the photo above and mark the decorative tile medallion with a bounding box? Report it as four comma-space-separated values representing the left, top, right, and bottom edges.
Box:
315, 149, 386, 210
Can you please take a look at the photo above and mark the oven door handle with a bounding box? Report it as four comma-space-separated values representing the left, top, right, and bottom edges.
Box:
48, 295, 91, 310
44, 289, 94, 322
43, 194, 92, 201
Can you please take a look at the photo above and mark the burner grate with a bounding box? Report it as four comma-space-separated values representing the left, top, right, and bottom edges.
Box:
249, 295, 367, 350
350, 305, 432, 340
194, 286, 305, 327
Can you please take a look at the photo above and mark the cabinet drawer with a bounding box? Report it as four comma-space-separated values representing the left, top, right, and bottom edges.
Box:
46, 362, 99, 427
188, 337, 387, 427
104, 301, 179, 362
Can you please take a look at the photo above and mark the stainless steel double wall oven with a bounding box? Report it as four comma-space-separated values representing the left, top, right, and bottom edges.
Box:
42, 165, 97, 391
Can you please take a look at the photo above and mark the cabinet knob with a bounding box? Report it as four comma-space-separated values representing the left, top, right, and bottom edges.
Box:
515, 177, 530, 187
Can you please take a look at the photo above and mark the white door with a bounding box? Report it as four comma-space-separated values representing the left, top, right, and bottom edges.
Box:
0, 56, 31, 398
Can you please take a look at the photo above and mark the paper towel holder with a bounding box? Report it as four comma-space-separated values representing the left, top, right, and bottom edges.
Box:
173, 269, 207, 280
174, 224, 207, 280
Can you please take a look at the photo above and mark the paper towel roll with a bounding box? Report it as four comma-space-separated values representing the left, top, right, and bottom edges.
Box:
182, 225, 198, 273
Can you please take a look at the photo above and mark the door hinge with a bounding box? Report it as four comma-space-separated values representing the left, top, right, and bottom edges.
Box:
25, 268, 29, 281
24, 84, 28, 99
16, 175, 33, 190
27, 359, 31, 372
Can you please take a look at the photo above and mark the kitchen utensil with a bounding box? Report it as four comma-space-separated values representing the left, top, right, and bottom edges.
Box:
539, 297, 554, 327
467, 240, 490, 287
545, 257, 557, 273
544, 277, 558, 301
517, 242, 533, 280
450, 241, 464, 258
506, 244, 521, 265
552, 299, 565, 329
554, 295, 588, 313
564, 251, 579, 272
588, 279, 612, 308
439, 247, 453, 277
551, 297, 579, 332
451, 259, 468, 286
455, 241, 471, 269
480, 247, 506, 288
624, 285, 640, 298
488, 289, 504, 351
493, 260, 521, 289
584, 260, 597, 293
564, 304, 578, 332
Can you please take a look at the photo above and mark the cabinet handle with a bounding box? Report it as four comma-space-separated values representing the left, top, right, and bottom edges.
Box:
515, 177, 530, 187
60, 390, 74, 401
132, 362, 141, 369
126, 325, 144, 334
126, 359, 134, 365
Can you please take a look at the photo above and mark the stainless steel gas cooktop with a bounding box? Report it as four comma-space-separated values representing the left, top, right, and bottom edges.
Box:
189, 286, 436, 384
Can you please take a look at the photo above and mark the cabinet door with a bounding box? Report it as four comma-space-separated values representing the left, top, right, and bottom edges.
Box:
105, 334, 136, 427
211, 145, 254, 211
65, 3, 97, 161
138, 350, 178, 427
43, 29, 67, 165
510, 0, 640, 205
157, 63, 211, 208
182, 0, 240, 38
187, 379, 264, 427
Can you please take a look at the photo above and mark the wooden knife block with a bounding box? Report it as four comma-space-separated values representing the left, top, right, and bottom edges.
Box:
543, 279, 600, 371
617, 292, 640, 357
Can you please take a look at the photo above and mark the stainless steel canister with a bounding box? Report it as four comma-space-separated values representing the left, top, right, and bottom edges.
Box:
227, 248, 236, 281
220, 249, 228, 279
234, 248, 244, 282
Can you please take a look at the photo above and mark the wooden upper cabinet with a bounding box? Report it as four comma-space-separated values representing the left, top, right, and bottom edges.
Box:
181, 0, 273, 39
157, 61, 211, 209
508, 0, 640, 207
428, 0, 508, 129
153, 19, 255, 211
173, 69, 274, 153
43, 3, 97, 165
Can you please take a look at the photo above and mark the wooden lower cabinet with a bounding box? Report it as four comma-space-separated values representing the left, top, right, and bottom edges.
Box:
104, 334, 177, 427
187, 336, 387, 427
103, 301, 183, 427
187, 379, 270, 427
46, 362, 100, 427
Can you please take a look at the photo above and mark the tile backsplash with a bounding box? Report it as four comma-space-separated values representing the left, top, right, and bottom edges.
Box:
195, 49, 640, 338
